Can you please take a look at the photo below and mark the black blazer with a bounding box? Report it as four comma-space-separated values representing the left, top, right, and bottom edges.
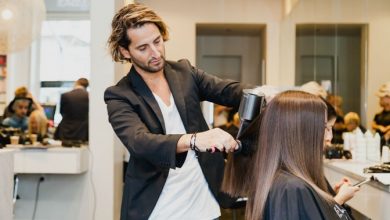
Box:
55, 88, 89, 141
104, 59, 244, 220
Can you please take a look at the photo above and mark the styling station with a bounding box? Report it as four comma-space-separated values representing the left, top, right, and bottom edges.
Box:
0, 145, 92, 220
324, 160, 390, 220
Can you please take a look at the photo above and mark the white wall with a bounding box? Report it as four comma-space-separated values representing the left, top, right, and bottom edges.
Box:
6, 49, 32, 105
197, 35, 262, 84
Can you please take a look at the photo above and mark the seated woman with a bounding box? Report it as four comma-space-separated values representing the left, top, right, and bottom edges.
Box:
3, 86, 43, 119
344, 112, 366, 133
28, 110, 48, 142
223, 90, 359, 220
2, 97, 32, 131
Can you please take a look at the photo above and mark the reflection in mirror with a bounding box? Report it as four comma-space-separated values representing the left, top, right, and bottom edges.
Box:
295, 24, 368, 124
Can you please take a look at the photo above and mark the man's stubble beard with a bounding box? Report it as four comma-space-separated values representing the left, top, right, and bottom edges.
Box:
131, 55, 166, 74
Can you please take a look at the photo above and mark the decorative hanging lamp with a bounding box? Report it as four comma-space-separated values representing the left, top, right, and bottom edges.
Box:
0, 0, 46, 54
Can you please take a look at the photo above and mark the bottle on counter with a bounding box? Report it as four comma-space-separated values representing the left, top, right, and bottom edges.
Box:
366, 131, 381, 162
354, 129, 366, 161
381, 146, 390, 163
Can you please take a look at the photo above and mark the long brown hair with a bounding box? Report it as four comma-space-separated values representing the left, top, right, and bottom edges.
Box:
223, 90, 333, 220
28, 110, 48, 137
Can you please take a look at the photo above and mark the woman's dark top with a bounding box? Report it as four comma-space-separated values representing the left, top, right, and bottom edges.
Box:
263, 172, 352, 220
374, 110, 390, 147
374, 110, 390, 136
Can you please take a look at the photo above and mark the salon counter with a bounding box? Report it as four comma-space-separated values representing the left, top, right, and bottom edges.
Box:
324, 160, 390, 220
1, 145, 93, 220
7, 145, 89, 174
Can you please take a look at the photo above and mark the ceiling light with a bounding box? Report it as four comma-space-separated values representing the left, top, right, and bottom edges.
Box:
0, 0, 46, 54
1, 8, 13, 20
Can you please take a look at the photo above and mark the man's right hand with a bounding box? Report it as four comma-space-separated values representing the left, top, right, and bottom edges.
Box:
196, 128, 238, 153
177, 128, 238, 153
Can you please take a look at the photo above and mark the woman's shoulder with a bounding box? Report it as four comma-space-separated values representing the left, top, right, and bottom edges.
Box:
265, 172, 327, 220
267, 172, 352, 220
272, 172, 311, 191
264, 172, 326, 220
268, 172, 320, 207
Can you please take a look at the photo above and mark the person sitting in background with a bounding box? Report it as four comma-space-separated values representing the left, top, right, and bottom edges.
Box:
54, 78, 89, 142
330, 115, 346, 144
299, 81, 345, 144
300, 81, 327, 99
327, 94, 345, 116
344, 112, 366, 133
2, 97, 32, 131
223, 91, 358, 220
325, 94, 346, 144
2, 86, 43, 119
28, 110, 48, 142
372, 82, 390, 148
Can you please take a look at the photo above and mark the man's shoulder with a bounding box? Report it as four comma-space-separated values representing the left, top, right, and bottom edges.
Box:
105, 74, 130, 90
67, 88, 88, 96
166, 59, 191, 66
62, 89, 75, 97
166, 59, 194, 73
104, 74, 135, 103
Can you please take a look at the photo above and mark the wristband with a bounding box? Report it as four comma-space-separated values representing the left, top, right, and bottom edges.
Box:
189, 133, 200, 151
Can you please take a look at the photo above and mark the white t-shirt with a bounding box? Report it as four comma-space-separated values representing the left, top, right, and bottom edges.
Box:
148, 94, 220, 220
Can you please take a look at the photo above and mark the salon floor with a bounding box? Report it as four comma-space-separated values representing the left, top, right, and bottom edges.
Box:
221, 207, 245, 220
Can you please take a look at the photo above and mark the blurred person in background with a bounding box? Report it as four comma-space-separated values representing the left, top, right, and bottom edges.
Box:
2, 97, 32, 131
372, 82, 390, 148
28, 110, 49, 141
299, 81, 344, 144
300, 81, 328, 99
2, 86, 43, 119
344, 112, 366, 133
327, 94, 344, 117
326, 94, 346, 144
54, 78, 89, 142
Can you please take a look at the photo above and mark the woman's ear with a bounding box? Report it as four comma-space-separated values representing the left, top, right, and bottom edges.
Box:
119, 46, 131, 59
